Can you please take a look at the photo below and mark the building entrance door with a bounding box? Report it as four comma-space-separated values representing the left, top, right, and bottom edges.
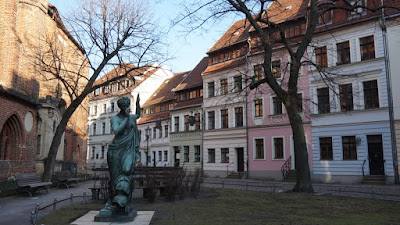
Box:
367, 135, 385, 175
236, 148, 244, 172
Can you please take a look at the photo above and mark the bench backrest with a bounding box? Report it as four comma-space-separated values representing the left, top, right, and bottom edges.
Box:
54, 171, 73, 179
14, 173, 42, 186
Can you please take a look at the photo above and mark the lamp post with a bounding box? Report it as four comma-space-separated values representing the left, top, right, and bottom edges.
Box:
145, 126, 151, 167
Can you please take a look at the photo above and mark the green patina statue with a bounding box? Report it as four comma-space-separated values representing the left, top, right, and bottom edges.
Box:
95, 95, 140, 222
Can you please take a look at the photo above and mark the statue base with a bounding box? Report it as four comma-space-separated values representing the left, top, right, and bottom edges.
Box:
94, 207, 137, 222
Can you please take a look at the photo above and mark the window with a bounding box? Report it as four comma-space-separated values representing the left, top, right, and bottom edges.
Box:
111, 102, 115, 112
184, 146, 189, 162
95, 88, 100, 96
320, 137, 333, 160
220, 79, 228, 95
93, 123, 97, 135
164, 150, 168, 161
212, 55, 219, 64
340, 84, 353, 112
363, 80, 379, 109
153, 127, 156, 139
234, 76, 242, 92
165, 125, 169, 137
253, 64, 263, 82
111, 83, 116, 92
360, 36, 375, 61
158, 151, 162, 162
208, 82, 215, 97
317, 87, 330, 114
159, 127, 163, 138
315, 46, 328, 67
179, 93, 185, 101
160, 105, 166, 112
221, 109, 228, 128
221, 148, 229, 163
184, 115, 190, 131
36, 135, 41, 154
349, 0, 366, 16
272, 60, 281, 78
272, 97, 283, 115
342, 136, 357, 160
255, 139, 265, 159
208, 149, 215, 163
103, 104, 106, 113
235, 107, 243, 127
150, 108, 155, 114
189, 90, 198, 99
224, 52, 230, 61
174, 116, 179, 132
91, 147, 95, 159
195, 113, 201, 130
297, 93, 303, 113
337, 41, 350, 65
101, 146, 105, 159
102, 122, 106, 134
273, 137, 284, 159
194, 146, 201, 162
208, 111, 215, 130
318, 10, 332, 25
104, 86, 109, 94
254, 99, 263, 117
94, 106, 97, 115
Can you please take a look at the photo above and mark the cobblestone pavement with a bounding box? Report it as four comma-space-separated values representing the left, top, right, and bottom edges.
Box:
0, 181, 94, 225
203, 178, 400, 201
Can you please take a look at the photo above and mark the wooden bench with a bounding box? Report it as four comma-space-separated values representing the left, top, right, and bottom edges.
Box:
14, 173, 52, 197
54, 171, 82, 188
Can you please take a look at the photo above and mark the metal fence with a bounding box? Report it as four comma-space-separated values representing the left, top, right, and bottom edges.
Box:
29, 192, 89, 225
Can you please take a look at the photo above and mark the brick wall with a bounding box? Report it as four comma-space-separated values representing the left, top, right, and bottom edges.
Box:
0, 94, 37, 179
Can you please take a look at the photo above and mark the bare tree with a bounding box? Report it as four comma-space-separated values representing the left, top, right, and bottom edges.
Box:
33, 0, 164, 181
175, 0, 400, 192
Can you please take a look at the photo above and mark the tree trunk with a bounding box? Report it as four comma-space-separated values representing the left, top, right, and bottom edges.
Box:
42, 96, 86, 182
286, 103, 314, 193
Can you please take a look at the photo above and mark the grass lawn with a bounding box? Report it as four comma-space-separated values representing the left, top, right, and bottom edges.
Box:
37, 188, 400, 225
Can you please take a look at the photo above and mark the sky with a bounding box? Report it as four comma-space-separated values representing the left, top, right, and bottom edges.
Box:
48, 0, 240, 74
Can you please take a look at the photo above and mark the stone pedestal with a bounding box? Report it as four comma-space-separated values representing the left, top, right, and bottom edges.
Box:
94, 209, 137, 222
71, 211, 154, 225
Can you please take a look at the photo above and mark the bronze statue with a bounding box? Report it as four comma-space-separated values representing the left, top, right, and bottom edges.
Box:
95, 95, 140, 222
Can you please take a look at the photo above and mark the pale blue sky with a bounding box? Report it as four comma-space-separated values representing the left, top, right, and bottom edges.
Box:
48, 0, 240, 73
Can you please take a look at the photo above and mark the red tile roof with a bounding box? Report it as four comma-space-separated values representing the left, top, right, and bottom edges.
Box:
171, 98, 203, 111
142, 71, 189, 107
202, 57, 246, 76
207, 19, 251, 54
138, 111, 170, 124
174, 57, 208, 92
90, 64, 156, 101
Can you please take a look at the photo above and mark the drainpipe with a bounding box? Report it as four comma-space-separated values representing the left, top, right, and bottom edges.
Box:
380, 0, 399, 184
244, 37, 251, 179
201, 105, 204, 173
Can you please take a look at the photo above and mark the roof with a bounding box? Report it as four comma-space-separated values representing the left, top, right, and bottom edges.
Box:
261, 0, 307, 25
141, 71, 189, 108
202, 57, 246, 76
90, 64, 156, 101
170, 98, 202, 112
138, 111, 170, 124
174, 57, 208, 92
207, 19, 251, 54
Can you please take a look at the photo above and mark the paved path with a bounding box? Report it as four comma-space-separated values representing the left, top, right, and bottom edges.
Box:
203, 178, 400, 201
0, 181, 94, 225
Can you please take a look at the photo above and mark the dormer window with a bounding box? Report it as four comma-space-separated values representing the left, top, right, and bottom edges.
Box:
349, 0, 366, 17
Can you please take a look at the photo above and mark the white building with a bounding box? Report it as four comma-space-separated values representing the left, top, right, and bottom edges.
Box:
87, 64, 173, 170
309, 19, 396, 184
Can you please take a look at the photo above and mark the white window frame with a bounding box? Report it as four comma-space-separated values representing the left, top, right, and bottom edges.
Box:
272, 136, 286, 160
253, 97, 264, 118
270, 95, 284, 115
253, 137, 266, 160
355, 33, 376, 62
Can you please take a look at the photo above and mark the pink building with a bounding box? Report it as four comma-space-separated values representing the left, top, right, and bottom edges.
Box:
246, 51, 312, 181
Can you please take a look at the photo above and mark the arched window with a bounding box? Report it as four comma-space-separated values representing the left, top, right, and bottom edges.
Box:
0, 114, 23, 160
